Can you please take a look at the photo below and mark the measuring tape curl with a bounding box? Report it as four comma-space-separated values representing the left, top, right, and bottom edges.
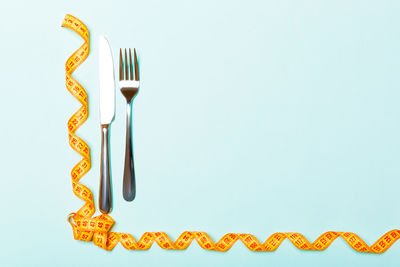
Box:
62, 14, 400, 253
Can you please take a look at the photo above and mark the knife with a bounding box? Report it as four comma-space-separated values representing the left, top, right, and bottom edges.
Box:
99, 35, 115, 214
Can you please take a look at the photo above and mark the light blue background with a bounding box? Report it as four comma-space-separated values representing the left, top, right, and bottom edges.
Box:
1, 0, 399, 266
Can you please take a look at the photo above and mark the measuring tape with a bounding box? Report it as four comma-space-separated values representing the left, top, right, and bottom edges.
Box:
62, 14, 399, 252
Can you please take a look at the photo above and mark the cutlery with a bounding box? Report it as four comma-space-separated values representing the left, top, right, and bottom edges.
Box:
119, 48, 140, 201
99, 36, 115, 213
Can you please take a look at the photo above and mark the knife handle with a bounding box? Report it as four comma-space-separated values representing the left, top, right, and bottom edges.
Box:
123, 101, 136, 201
99, 124, 112, 214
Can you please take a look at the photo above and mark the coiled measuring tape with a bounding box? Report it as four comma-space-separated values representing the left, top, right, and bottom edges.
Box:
62, 14, 399, 252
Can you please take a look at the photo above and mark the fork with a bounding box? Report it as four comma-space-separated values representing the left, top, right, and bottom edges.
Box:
119, 48, 139, 201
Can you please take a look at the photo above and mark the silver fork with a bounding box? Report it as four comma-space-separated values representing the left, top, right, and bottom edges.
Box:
119, 48, 139, 201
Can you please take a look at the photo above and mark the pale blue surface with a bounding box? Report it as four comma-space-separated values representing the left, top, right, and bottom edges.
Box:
1, 0, 399, 266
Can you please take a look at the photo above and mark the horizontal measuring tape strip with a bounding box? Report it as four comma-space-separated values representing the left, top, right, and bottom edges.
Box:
62, 14, 399, 253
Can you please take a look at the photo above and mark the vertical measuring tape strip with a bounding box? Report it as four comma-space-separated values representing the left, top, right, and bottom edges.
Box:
62, 14, 115, 244
62, 14, 399, 253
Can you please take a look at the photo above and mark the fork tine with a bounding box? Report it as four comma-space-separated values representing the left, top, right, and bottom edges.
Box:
134, 48, 139, 81
119, 48, 123, 81
129, 48, 133, 80
124, 49, 129, 80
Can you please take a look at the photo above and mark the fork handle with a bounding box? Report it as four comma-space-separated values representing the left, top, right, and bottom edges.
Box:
123, 101, 136, 201
99, 124, 112, 214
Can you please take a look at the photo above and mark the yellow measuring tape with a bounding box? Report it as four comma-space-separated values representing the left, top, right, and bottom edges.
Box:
62, 14, 399, 252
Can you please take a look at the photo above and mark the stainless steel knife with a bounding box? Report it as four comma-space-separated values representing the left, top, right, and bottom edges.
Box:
99, 35, 115, 214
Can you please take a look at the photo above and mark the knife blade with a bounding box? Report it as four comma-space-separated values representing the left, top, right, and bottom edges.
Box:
99, 36, 115, 125
98, 35, 115, 214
